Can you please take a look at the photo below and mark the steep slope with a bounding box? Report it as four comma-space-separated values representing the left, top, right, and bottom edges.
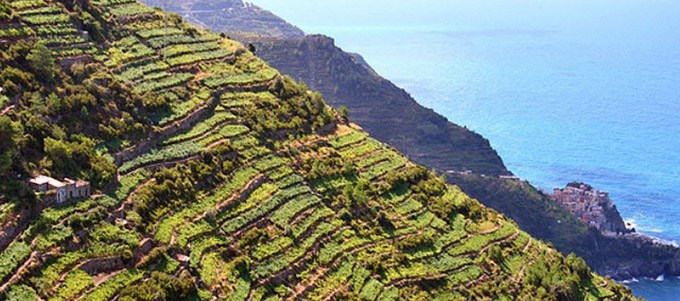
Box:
142, 0, 304, 38
138, 0, 511, 177
0, 0, 637, 300
242, 35, 510, 177
166, 0, 680, 281
243, 33, 680, 281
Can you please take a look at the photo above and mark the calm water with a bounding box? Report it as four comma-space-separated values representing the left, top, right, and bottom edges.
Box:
249, 0, 680, 299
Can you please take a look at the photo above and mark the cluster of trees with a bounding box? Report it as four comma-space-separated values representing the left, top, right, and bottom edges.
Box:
342, 178, 370, 208
306, 156, 355, 180
43, 135, 117, 188
0, 35, 179, 197
118, 271, 196, 301
0, 116, 34, 204
133, 148, 234, 231
407, 172, 484, 221
519, 252, 594, 300
567, 181, 593, 191
242, 76, 335, 140
134, 162, 208, 231
0, 116, 20, 174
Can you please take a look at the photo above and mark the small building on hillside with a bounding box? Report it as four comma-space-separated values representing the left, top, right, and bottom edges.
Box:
64, 178, 91, 199
499, 175, 521, 181
29, 175, 90, 203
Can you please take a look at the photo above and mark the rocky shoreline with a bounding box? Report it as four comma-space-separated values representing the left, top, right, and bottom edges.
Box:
598, 231, 680, 280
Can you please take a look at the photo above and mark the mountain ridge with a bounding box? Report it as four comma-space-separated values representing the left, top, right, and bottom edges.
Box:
240, 33, 510, 177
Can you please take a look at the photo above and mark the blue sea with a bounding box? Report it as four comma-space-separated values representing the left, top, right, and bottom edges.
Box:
249, 0, 680, 299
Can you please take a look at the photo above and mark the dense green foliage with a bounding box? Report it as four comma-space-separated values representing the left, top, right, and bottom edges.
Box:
0, 1, 638, 300
0, 116, 21, 173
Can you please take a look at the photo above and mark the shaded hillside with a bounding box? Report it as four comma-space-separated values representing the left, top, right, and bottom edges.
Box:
242, 34, 509, 177
142, 0, 304, 38
0, 0, 638, 300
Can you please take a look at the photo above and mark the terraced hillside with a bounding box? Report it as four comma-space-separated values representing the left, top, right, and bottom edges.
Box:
142, 0, 305, 39
160, 1, 680, 280
0, 0, 638, 300
238, 35, 510, 177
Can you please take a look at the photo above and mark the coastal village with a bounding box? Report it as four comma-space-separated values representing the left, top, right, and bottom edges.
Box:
445, 170, 633, 235
551, 183, 631, 235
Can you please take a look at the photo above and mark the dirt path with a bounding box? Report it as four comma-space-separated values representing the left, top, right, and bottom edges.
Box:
0, 104, 15, 116
321, 284, 349, 301
513, 239, 534, 283
287, 266, 330, 300
0, 251, 38, 294
77, 269, 124, 299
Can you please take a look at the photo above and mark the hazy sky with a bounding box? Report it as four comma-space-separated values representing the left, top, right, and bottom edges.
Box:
246, 0, 679, 34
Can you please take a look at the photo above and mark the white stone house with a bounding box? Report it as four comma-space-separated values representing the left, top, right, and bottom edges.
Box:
29, 175, 90, 203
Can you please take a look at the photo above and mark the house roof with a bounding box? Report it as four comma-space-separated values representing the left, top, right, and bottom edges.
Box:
29, 175, 65, 188
176, 254, 190, 262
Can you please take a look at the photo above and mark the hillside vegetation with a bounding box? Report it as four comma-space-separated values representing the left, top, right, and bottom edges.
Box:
448, 174, 680, 280
188, 2, 680, 280
242, 34, 509, 177
0, 0, 638, 300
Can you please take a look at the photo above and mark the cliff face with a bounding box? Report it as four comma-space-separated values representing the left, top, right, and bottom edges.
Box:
242, 35, 509, 177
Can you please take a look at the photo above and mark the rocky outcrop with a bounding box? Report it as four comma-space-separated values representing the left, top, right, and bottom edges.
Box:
598, 237, 680, 280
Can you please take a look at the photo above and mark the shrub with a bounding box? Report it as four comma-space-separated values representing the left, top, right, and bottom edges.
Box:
26, 41, 54, 81
0, 241, 31, 281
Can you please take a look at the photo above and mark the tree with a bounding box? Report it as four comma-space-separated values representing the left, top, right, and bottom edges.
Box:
0, 117, 21, 173
26, 41, 55, 81
338, 106, 349, 121
489, 245, 504, 265
43, 137, 73, 174
247, 42, 257, 54
566, 253, 591, 282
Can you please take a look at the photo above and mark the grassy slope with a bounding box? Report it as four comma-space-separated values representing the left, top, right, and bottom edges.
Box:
0, 0, 637, 300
